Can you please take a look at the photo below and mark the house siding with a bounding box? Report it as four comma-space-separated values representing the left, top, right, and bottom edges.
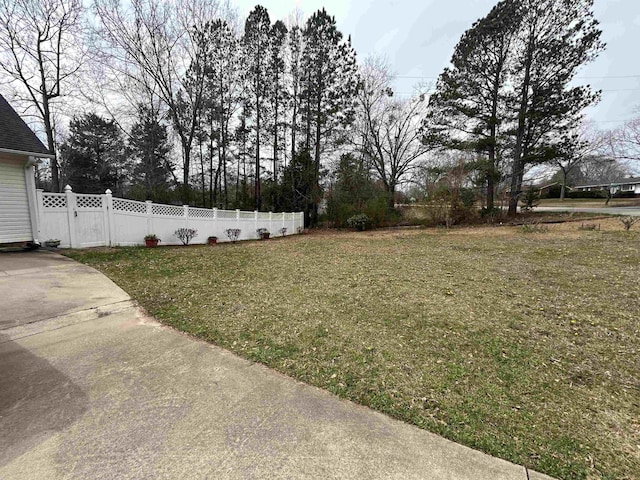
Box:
0, 154, 32, 243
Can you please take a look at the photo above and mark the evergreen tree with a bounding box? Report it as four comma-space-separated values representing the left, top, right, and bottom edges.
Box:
127, 105, 173, 201
202, 19, 244, 208
506, 0, 604, 214
243, 6, 272, 211
61, 113, 127, 194
278, 150, 317, 226
326, 153, 378, 227
426, 0, 519, 211
301, 8, 359, 225
268, 20, 288, 182
288, 24, 303, 163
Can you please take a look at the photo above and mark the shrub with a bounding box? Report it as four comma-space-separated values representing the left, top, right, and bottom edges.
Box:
174, 228, 197, 245
619, 216, 637, 231
578, 223, 600, 231
279, 227, 287, 236
566, 190, 606, 199
225, 228, 241, 242
520, 189, 539, 212
521, 221, 548, 234
346, 213, 371, 231
256, 228, 270, 239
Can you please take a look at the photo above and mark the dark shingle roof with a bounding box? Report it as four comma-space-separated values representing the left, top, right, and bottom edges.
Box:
0, 94, 51, 156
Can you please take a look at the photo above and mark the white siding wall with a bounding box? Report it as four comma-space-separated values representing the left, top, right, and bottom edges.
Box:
0, 156, 32, 243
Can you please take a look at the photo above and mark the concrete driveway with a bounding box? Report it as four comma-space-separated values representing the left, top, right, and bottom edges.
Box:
0, 250, 554, 480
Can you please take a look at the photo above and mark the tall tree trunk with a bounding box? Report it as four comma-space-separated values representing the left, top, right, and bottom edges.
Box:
560, 168, 567, 200
291, 97, 297, 160
255, 88, 261, 211
273, 87, 278, 182
508, 34, 534, 216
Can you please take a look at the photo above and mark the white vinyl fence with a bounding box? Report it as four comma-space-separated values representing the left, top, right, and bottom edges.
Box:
37, 186, 304, 248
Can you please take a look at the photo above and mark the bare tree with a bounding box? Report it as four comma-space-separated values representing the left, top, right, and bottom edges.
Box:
0, 0, 86, 192
554, 121, 606, 200
610, 114, 640, 162
93, 0, 226, 202
356, 57, 431, 207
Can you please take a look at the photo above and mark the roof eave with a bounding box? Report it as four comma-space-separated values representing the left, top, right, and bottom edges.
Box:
0, 147, 54, 159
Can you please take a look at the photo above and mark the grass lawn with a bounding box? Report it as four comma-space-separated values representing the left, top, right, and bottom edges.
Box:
65, 218, 640, 480
538, 198, 640, 208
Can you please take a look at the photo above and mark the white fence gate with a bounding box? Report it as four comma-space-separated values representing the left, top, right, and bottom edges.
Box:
37, 186, 305, 248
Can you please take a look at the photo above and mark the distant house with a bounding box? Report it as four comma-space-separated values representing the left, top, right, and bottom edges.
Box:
573, 177, 640, 195
0, 94, 53, 245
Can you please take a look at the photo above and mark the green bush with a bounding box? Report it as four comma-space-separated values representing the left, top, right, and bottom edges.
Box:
346, 214, 371, 231
566, 190, 606, 199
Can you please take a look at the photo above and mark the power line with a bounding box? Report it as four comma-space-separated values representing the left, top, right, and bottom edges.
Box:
394, 74, 640, 80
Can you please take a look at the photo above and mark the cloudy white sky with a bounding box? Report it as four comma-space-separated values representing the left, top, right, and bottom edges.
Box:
233, 0, 640, 130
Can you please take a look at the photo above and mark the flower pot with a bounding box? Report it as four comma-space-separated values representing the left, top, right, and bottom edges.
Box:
260, 232, 270, 240
208, 236, 218, 245
145, 238, 159, 248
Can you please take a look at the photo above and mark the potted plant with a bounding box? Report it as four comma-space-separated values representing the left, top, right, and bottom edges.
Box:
44, 238, 61, 248
207, 235, 218, 245
144, 234, 160, 247
256, 228, 270, 240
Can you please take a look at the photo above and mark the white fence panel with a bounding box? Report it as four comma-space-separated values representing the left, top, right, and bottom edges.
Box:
75, 194, 106, 247
36, 187, 304, 248
38, 192, 71, 247
111, 198, 149, 246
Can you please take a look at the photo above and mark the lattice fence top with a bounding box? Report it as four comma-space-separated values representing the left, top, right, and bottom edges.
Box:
152, 204, 183, 216
113, 198, 147, 214
42, 193, 67, 209
258, 213, 271, 221
76, 195, 103, 209
239, 211, 255, 219
189, 207, 215, 219
217, 209, 236, 219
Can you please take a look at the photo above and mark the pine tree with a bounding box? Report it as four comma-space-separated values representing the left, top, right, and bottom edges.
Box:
506, 0, 604, 214
268, 20, 288, 182
288, 24, 303, 162
61, 113, 127, 195
202, 19, 244, 208
127, 105, 173, 201
243, 6, 271, 211
300, 9, 359, 225
426, 0, 519, 211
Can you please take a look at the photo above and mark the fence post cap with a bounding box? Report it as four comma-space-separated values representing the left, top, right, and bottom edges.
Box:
146, 200, 152, 203
64, 185, 73, 192
105, 189, 112, 195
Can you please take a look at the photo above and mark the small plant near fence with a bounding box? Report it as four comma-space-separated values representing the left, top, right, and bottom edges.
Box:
620, 216, 637, 231
175, 228, 198, 245
256, 228, 270, 240
296, 226, 304, 234
520, 221, 549, 234
578, 223, 600, 231
279, 227, 287, 236
44, 238, 61, 248
346, 213, 371, 231
226, 228, 241, 243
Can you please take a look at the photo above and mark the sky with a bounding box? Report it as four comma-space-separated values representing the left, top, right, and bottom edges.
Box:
233, 0, 640, 130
